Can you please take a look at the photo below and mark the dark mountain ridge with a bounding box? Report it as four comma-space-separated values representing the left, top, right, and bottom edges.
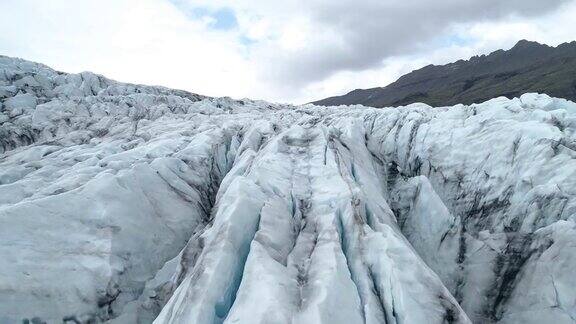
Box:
313, 40, 576, 107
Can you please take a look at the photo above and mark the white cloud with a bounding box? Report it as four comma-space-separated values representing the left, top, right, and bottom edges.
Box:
0, 0, 259, 99
1, 0, 575, 104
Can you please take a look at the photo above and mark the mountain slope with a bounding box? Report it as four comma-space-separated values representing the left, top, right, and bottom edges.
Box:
2, 56, 576, 324
313, 40, 576, 107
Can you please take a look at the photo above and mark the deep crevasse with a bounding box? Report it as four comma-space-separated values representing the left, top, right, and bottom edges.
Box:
1, 56, 576, 323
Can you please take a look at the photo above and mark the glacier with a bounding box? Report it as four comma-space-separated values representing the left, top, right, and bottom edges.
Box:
1, 55, 576, 324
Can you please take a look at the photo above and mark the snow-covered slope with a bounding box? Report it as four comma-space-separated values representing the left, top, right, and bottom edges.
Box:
1, 55, 576, 323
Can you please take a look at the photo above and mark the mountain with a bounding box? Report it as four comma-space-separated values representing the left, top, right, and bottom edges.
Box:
313, 40, 576, 107
2, 56, 576, 324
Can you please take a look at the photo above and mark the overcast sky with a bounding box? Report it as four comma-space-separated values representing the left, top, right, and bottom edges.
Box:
1, 0, 576, 104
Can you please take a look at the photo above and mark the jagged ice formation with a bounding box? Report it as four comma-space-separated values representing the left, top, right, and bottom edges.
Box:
1, 55, 576, 323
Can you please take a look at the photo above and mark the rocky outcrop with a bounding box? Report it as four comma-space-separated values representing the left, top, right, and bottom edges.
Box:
313, 40, 576, 108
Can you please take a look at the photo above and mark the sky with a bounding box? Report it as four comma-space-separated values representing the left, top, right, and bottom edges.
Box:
1, 0, 576, 104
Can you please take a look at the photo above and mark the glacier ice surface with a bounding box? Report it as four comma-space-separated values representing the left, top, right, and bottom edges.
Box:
1, 55, 576, 323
